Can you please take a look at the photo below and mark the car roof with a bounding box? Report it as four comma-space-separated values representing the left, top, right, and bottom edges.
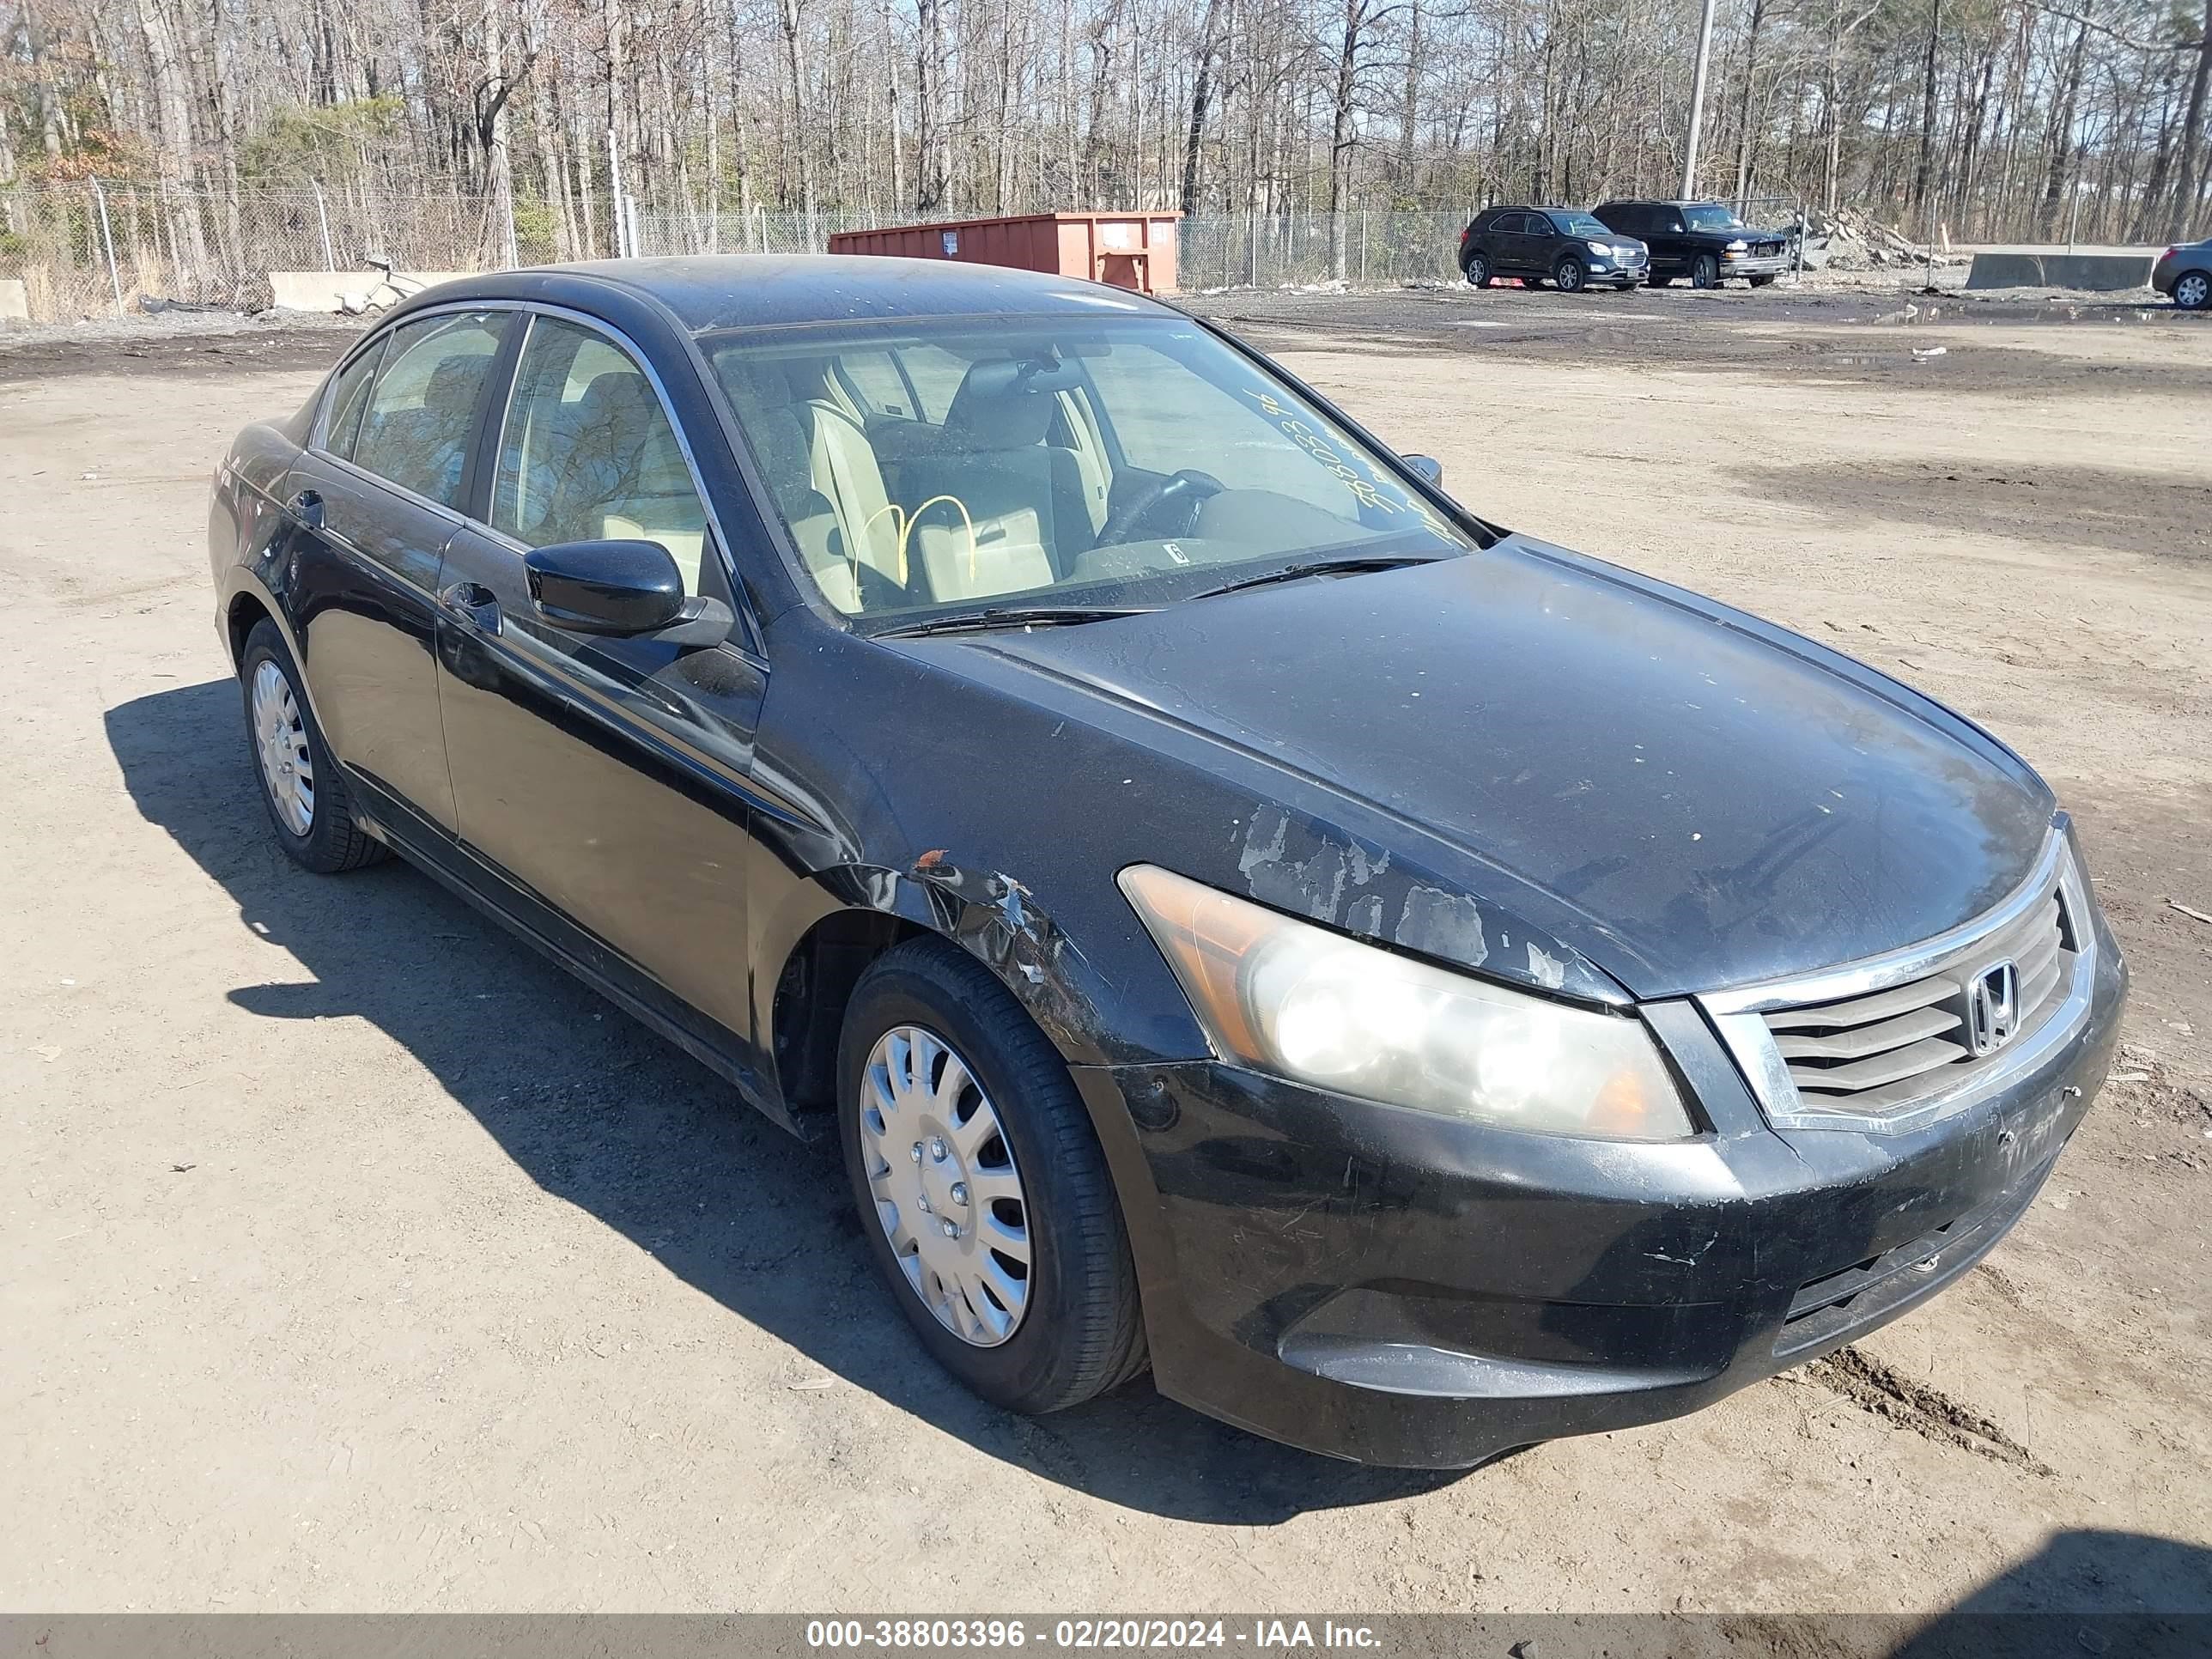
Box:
574, 255, 1176, 333
422, 254, 1177, 332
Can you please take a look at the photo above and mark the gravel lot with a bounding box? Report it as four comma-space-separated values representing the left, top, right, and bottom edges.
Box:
2, 289, 2208, 1622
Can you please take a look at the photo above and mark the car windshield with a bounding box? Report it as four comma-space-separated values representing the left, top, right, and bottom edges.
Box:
1554, 213, 1612, 238
701, 314, 1479, 627
1682, 204, 1745, 230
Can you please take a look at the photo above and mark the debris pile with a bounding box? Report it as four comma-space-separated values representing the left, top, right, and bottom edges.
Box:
1792, 205, 1967, 272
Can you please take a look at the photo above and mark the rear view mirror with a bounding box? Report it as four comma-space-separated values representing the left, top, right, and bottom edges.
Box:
1401, 454, 1444, 488
524, 539, 732, 647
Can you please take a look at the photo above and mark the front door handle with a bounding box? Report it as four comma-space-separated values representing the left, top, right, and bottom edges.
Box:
289, 489, 323, 529
438, 580, 502, 635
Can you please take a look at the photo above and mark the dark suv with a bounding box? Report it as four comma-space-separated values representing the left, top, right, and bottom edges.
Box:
1459, 206, 1650, 293
1594, 200, 1790, 289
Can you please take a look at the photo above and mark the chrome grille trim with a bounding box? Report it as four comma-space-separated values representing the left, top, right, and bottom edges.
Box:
1699, 830, 2097, 1134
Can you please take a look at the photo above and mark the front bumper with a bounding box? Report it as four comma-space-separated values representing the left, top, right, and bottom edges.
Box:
1071, 903, 2126, 1468
1721, 251, 1792, 278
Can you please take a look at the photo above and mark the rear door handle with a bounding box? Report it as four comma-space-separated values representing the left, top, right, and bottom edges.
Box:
289, 489, 323, 529
438, 580, 502, 635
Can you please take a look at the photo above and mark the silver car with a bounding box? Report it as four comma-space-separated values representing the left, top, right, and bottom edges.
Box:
2153, 239, 2210, 310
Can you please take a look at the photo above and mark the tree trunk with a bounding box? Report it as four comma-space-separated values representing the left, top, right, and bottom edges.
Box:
1910, 0, 1942, 210
1325, 0, 1360, 280
779, 0, 818, 238
134, 0, 210, 293
2172, 0, 2212, 233
1180, 0, 1226, 215
1732, 0, 1767, 204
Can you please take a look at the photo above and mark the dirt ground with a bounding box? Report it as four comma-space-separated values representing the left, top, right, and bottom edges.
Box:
2, 289, 2209, 1622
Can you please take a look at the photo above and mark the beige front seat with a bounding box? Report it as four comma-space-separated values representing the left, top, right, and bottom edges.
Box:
787, 359, 907, 594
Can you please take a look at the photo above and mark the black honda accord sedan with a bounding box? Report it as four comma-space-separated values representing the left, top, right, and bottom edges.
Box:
208, 256, 2125, 1468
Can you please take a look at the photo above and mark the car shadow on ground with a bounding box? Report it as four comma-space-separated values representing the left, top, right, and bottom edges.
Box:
1884, 1528, 2212, 1656
106, 677, 1462, 1524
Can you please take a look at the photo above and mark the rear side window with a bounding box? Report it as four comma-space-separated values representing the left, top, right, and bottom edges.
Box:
320, 338, 386, 459
838, 350, 915, 418
350, 311, 507, 509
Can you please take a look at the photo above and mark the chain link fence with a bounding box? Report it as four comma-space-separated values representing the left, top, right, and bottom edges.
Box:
3, 182, 1821, 324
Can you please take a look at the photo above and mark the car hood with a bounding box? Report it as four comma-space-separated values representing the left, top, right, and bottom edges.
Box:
940, 541, 2054, 999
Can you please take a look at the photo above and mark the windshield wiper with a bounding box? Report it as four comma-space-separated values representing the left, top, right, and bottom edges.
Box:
1186, 553, 1443, 603
872, 604, 1154, 639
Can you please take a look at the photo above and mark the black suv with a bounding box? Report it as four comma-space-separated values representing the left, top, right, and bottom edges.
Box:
1458, 206, 1650, 293
1593, 200, 1790, 289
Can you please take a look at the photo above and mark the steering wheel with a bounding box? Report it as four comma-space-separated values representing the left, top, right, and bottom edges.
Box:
1097, 469, 1225, 546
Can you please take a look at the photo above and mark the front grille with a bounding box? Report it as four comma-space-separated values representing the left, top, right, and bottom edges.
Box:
1753, 240, 1784, 257
1757, 877, 2075, 1119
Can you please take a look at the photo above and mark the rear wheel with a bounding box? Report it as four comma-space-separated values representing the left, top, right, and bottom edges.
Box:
239, 619, 385, 873
1462, 251, 1492, 289
2176, 270, 2211, 311
1553, 256, 1587, 293
1749, 273, 1778, 288
1648, 274, 1674, 289
1691, 254, 1721, 289
837, 938, 1146, 1413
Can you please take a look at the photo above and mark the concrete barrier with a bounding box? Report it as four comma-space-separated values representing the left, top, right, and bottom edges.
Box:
1965, 246, 2160, 292
0, 278, 27, 322
268, 270, 471, 313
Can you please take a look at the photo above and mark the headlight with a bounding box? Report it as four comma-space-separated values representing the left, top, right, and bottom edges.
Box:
1586, 240, 1613, 257
1118, 865, 1694, 1140
1725, 239, 1748, 252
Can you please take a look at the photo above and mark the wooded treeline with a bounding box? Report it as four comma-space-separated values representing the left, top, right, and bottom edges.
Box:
4, 0, 2209, 262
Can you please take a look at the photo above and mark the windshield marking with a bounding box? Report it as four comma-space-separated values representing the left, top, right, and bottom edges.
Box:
1243, 388, 1454, 539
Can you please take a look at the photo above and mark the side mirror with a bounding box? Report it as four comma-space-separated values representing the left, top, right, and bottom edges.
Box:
1401, 454, 1444, 488
524, 539, 732, 647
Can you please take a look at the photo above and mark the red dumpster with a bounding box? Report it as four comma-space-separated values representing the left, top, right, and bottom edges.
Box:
827, 211, 1181, 295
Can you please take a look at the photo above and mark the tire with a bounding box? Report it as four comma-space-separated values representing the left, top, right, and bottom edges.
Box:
1462, 251, 1492, 289
837, 937, 1146, 1414
2176, 270, 2211, 311
238, 618, 386, 873
1691, 254, 1721, 289
1553, 256, 1586, 293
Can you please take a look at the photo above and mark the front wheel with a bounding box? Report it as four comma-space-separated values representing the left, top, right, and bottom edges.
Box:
837, 938, 1146, 1414
1691, 254, 1721, 289
1462, 251, 1492, 289
2176, 270, 2211, 311
1553, 256, 1586, 293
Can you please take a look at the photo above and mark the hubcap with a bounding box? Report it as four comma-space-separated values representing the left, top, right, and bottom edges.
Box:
858, 1025, 1032, 1347
250, 659, 314, 836
2179, 273, 2209, 309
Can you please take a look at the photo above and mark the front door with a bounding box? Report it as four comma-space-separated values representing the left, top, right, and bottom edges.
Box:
286, 308, 511, 834
432, 313, 769, 1064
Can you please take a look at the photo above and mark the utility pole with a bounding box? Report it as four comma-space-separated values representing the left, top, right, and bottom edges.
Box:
1681, 0, 1719, 200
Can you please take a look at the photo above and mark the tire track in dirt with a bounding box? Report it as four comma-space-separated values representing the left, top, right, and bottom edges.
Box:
1803, 1345, 2054, 1475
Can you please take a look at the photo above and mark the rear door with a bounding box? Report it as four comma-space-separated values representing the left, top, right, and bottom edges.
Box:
432, 310, 769, 1066
1492, 213, 1535, 272
283, 308, 511, 835
1649, 206, 1691, 273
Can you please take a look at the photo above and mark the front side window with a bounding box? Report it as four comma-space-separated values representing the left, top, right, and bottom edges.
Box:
351, 311, 507, 507
704, 314, 1480, 623
491, 317, 711, 593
